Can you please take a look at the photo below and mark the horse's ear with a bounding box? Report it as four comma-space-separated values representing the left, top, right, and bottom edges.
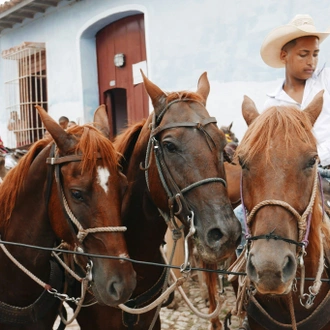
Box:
196, 72, 210, 103
140, 70, 167, 116
228, 122, 233, 130
242, 95, 259, 126
93, 104, 110, 138
303, 90, 324, 126
35, 106, 74, 152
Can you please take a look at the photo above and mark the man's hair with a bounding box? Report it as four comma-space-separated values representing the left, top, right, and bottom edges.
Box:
282, 39, 297, 52
282, 35, 320, 52
58, 116, 69, 122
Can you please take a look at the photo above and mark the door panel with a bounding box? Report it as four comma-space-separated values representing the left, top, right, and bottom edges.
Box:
96, 14, 148, 137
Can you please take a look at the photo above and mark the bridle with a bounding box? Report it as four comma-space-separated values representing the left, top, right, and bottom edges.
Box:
240, 163, 326, 309
120, 98, 229, 326
45, 141, 127, 268
0, 139, 129, 325
142, 98, 227, 231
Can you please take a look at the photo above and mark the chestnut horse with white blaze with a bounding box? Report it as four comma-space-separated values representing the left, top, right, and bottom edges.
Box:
0, 107, 136, 329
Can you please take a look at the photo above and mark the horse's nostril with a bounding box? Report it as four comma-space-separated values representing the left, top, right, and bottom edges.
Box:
282, 255, 296, 281
109, 280, 121, 301
207, 228, 223, 242
247, 255, 257, 281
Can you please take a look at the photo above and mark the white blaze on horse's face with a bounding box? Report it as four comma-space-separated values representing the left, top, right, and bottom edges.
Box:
97, 166, 110, 194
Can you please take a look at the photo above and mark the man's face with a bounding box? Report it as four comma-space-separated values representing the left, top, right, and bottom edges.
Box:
280, 36, 319, 80
59, 119, 68, 129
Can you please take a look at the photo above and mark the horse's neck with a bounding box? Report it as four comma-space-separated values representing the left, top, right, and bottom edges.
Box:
122, 128, 168, 293
1, 151, 56, 267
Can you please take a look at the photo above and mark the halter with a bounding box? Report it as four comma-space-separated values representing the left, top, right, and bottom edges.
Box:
46, 142, 127, 245
142, 98, 227, 230
240, 163, 326, 309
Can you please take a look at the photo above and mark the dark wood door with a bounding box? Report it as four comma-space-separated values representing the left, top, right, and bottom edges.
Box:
96, 14, 148, 138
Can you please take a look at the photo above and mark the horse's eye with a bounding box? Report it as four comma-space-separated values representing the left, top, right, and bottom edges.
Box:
163, 141, 177, 153
71, 190, 83, 201
307, 156, 317, 168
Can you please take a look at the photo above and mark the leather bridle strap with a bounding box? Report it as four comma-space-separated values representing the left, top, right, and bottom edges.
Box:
122, 266, 168, 328
151, 117, 218, 137
0, 260, 63, 325
146, 101, 227, 227
152, 135, 226, 227
247, 290, 330, 330
46, 153, 101, 165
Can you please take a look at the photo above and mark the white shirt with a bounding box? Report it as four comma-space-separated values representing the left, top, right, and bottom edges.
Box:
264, 65, 330, 166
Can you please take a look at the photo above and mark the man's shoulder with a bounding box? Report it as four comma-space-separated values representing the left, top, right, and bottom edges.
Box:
315, 65, 330, 79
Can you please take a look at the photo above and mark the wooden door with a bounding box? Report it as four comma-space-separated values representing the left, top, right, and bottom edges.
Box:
96, 14, 148, 139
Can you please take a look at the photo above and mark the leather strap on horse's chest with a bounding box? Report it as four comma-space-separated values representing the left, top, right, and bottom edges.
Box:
247, 290, 330, 330
122, 267, 167, 328
0, 260, 63, 325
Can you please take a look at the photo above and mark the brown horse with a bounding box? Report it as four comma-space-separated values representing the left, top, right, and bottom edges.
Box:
75, 72, 242, 329
0, 107, 136, 329
228, 91, 330, 330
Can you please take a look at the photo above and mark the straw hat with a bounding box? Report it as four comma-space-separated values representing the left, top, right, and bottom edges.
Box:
260, 14, 330, 68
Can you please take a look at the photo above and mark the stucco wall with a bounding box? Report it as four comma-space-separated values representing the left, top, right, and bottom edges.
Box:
0, 0, 330, 145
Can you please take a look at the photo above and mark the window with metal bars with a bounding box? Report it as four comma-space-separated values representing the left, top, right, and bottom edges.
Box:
2, 42, 47, 149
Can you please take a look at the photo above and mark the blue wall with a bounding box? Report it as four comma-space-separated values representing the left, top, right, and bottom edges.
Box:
1, 0, 329, 144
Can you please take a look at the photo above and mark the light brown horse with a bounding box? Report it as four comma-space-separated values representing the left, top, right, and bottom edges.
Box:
75, 72, 242, 329
0, 107, 136, 329
229, 90, 330, 330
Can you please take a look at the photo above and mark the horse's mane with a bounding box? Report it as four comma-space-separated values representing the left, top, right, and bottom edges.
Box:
0, 124, 119, 224
310, 195, 330, 269
66, 124, 119, 176
165, 90, 205, 104
113, 119, 146, 172
236, 105, 316, 165
0, 139, 49, 224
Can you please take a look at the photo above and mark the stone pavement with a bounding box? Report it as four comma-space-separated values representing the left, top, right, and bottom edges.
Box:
54, 276, 240, 329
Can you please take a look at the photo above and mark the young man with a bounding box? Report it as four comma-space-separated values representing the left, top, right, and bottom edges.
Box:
58, 116, 69, 130
260, 14, 330, 167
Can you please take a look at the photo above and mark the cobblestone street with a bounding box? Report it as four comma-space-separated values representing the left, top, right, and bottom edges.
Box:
54, 276, 240, 329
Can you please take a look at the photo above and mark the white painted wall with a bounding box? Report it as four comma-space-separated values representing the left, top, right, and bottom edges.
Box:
0, 0, 330, 146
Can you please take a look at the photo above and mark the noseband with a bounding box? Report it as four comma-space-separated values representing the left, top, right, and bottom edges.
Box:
241, 164, 319, 251
142, 98, 227, 229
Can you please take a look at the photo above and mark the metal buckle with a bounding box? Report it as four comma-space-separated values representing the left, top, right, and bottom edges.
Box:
180, 211, 195, 273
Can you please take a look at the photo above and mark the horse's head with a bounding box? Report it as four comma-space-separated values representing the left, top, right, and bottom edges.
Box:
140, 71, 241, 263
35, 106, 136, 306
220, 122, 239, 143
237, 91, 324, 295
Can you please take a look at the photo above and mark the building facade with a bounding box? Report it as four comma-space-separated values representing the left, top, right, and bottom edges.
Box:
0, 0, 329, 147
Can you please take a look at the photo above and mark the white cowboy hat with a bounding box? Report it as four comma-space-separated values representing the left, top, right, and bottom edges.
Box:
260, 14, 330, 68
